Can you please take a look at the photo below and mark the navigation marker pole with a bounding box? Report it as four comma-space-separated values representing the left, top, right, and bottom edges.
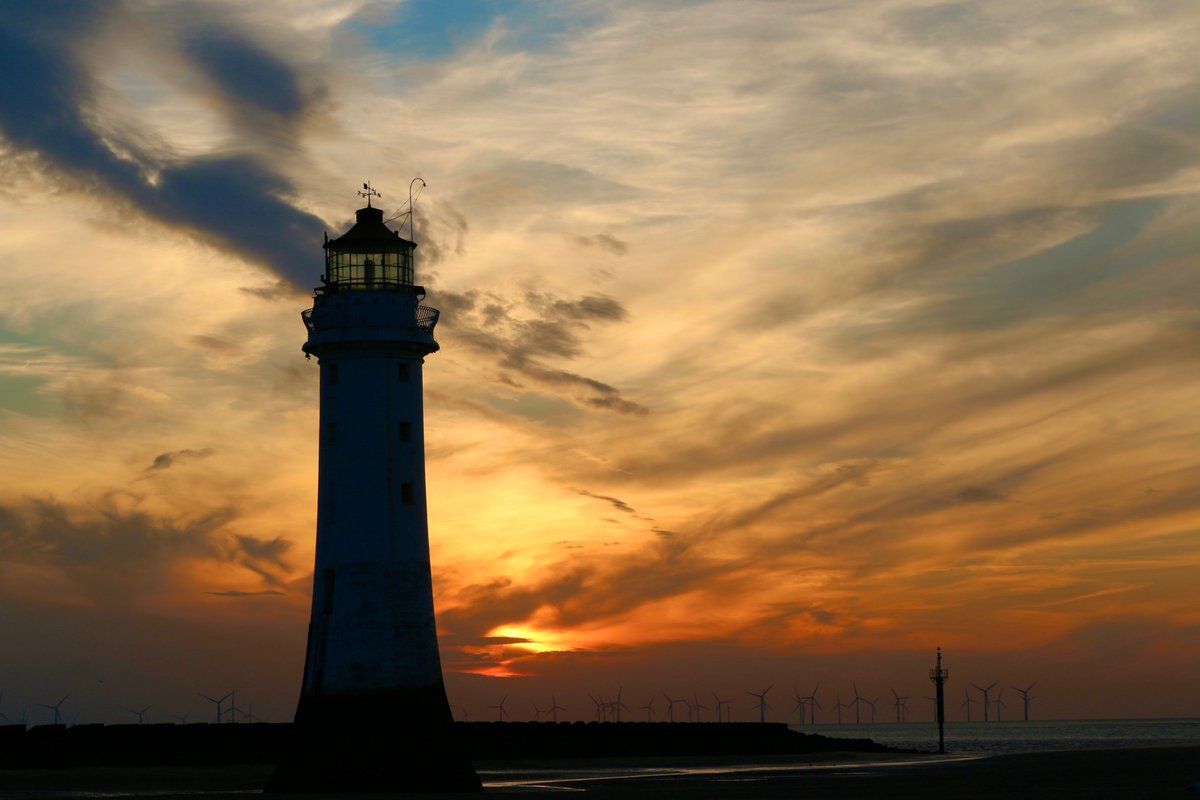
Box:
930, 647, 949, 754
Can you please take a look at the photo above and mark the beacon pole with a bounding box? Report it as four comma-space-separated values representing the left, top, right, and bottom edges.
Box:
930, 647, 949, 754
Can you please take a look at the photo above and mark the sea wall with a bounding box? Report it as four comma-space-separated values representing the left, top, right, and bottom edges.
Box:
0, 721, 900, 768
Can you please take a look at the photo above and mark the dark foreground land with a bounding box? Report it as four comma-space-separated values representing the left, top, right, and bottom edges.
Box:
1, 747, 1198, 799
0, 722, 1197, 799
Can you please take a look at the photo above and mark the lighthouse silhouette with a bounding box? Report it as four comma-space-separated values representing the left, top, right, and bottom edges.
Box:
268, 185, 480, 792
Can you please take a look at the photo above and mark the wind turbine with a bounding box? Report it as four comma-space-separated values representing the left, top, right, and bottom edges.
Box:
174, 711, 191, 725
851, 684, 863, 724
862, 695, 879, 724
198, 691, 232, 725
834, 692, 846, 724
804, 684, 821, 725
746, 686, 772, 723
792, 689, 809, 724
712, 692, 732, 723
550, 694, 566, 723
662, 692, 684, 723
891, 689, 909, 723
640, 698, 656, 722
128, 706, 151, 725
961, 688, 976, 722
488, 695, 508, 721
588, 694, 605, 721
1012, 682, 1038, 721
225, 689, 241, 724
613, 687, 628, 722
692, 693, 708, 723
532, 701, 549, 721
993, 690, 1006, 722
924, 695, 937, 720
37, 693, 70, 725
971, 681, 998, 722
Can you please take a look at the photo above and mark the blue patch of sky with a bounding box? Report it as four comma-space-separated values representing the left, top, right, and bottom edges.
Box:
0, 328, 53, 416
0, 316, 108, 364
343, 1, 598, 60
0, 325, 31, 346
942, 197, 1163, 327
0, 375, 54, 416
831, 198, 1169, 352
879, 197, 1166, 341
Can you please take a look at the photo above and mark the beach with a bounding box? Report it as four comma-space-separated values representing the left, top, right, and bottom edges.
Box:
0, 745, 1197, 799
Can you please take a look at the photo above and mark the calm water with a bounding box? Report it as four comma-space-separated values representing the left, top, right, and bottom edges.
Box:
794, 717, 1200, 756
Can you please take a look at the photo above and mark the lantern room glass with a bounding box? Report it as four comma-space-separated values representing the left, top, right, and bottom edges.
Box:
325, 245, 413, 290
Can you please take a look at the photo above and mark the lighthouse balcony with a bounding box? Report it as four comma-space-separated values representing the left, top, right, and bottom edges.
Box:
301, 295, 440, 352
301, 304, 438, 332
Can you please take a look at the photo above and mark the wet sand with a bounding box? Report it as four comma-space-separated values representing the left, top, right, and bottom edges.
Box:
0, 745, 1197, 798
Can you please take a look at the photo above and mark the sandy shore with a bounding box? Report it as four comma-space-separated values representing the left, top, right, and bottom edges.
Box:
0, 745, 1197, 798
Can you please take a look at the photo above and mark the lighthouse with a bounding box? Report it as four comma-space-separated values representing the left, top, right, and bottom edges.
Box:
269, 186, 480, 792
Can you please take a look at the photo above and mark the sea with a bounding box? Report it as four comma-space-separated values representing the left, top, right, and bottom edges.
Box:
793, 717, 1200, 756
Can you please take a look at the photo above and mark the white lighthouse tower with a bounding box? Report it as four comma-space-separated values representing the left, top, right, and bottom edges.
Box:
269, 186, 479, 792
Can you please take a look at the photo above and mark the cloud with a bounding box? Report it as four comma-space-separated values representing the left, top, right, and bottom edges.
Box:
181, 24, 311, 119
457, 157, 637, 218
208, 589, 284, 597
0, 495, 293, 602
575, 233, 628, 256
576, 489, 636, 515
2, 0, 1200, 719
956, 486, 1006, 504
437, 289, 647, 415
144, 448, 216, 472
0, 4, 325, 289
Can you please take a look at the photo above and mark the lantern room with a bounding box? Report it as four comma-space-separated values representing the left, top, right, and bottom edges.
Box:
322, 205, 416, 292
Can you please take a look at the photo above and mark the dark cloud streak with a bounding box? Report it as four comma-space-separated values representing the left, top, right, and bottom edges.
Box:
182, 25, 307, 118
438, 289, 647, 415
144, 448, 215, 472
0, 5, 325, 290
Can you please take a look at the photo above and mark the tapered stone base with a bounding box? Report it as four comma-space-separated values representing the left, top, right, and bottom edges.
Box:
266, 685, 480, 793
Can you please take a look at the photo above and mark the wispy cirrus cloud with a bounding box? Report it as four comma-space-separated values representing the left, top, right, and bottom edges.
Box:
1, 0, 1199, 720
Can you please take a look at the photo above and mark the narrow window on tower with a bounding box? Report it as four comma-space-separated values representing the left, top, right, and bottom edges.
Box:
401, 482, 414, 505
321, 569, 336, 614
399, 421, 412, 442
326, 363, 338, 385
397, 362, 410, 383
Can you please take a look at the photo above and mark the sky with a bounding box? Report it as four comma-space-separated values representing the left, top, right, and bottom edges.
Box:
0, 0, 1197, 727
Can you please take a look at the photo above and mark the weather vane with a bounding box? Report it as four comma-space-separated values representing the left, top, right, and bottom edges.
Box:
358, 181, 382, 207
